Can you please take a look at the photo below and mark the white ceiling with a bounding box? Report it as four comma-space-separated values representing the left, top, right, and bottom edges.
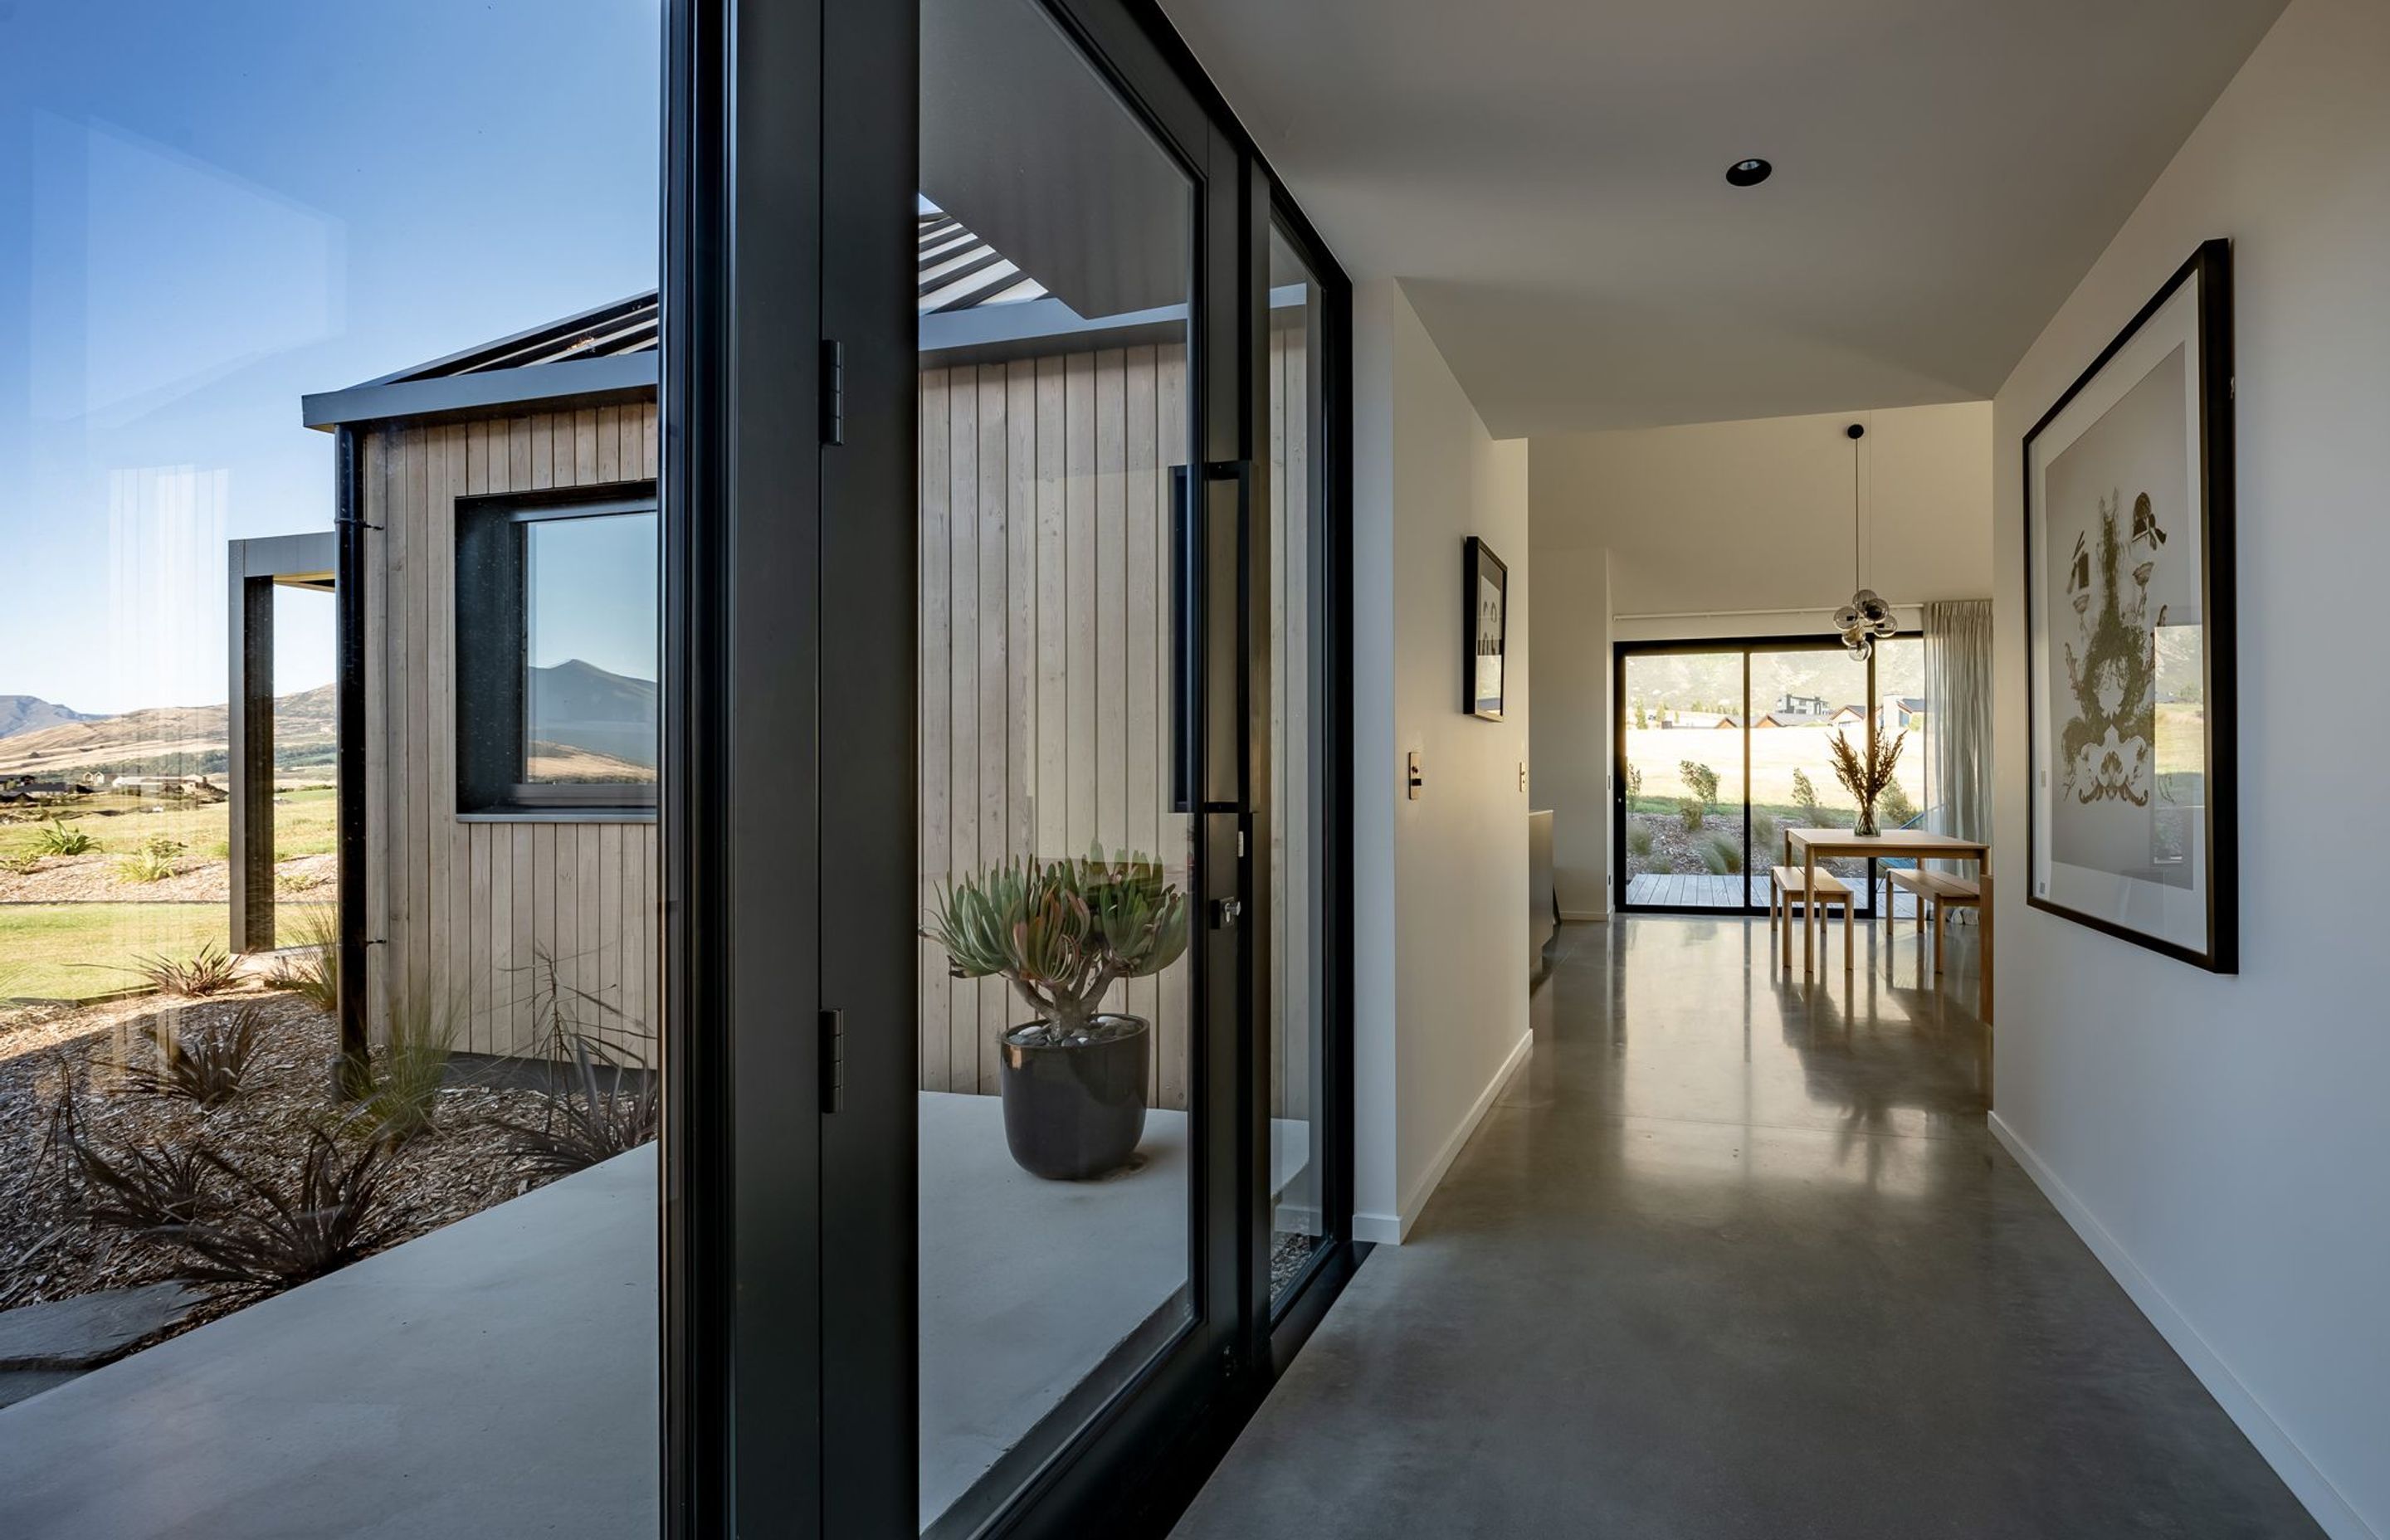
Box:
1163, 0, 2285, 436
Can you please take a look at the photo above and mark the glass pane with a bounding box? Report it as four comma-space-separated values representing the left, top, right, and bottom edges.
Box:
1266, 225, 1324, 1307
1750, 646, 1875, 889
1871, 636, 1928, 914
1621, 652, 1751, 909
523, 513, 660, 784
916, 0, 1195, 1526
0, 2, 662, 1532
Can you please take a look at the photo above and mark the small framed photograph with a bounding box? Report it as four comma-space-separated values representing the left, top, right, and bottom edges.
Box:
1463, 536, 1508, 720
2023, 238, 2236, 972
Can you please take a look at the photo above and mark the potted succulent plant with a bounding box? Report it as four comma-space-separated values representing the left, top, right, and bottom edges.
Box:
1827, 726, 1908, 836
922, 849, 1189, 1180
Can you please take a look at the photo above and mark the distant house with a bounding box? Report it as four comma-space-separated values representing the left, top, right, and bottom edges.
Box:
1775, 692, 1829, 717
114, 774, 220, 800
1827, 704, 1866, 726
22, 780, 93, 800
1879, 695, 1925, 731
1664, 710, 1735, 730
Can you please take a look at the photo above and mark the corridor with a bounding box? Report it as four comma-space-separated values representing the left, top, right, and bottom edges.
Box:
1177, 919, 2319, 1538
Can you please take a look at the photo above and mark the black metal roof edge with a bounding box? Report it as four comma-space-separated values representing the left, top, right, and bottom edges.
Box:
342, 292, 661, 392
301, 352, 660, 431
304, 284, 1311, 430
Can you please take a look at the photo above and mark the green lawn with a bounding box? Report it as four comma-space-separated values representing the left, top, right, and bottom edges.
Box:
0, 903, 234, 1001
0, 787, 335, 864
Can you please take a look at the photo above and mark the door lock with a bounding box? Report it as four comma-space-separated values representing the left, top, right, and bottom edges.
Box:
1212, 897, 1243, 930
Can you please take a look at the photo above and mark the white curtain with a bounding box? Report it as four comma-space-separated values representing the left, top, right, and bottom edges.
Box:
1924, 599, 1992, 888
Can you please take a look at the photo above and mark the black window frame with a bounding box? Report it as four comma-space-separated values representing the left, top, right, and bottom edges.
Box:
454, 480, 662, 818
1612, 631, 1921, 918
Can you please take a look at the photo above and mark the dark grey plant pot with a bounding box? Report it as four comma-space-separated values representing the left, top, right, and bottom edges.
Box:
996, 1014, 1149, 1181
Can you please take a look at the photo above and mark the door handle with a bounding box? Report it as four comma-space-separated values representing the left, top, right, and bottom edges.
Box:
1211, 896, 1242, 930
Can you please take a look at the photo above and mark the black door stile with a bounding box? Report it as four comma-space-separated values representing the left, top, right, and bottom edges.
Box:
818, 0, 923, 1528
661, 0, 828, 1535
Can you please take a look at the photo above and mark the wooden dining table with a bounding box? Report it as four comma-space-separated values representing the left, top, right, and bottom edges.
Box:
1783, 827, 1993, 1022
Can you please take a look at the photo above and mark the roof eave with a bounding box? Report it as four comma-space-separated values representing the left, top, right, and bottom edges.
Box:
301, 352, 660, 432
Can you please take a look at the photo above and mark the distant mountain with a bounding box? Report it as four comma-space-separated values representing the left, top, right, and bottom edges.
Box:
529, 660, 658, 769
0, 695, 102, 739
0, 684, 335, 777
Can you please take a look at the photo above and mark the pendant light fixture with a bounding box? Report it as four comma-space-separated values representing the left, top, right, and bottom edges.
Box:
1832, 421, 1895, 660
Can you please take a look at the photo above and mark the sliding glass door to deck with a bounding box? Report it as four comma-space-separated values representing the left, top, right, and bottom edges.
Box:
1617, 637, 1928, 916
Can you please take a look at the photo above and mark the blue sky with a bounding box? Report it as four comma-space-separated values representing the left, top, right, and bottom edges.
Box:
0, 0, 661, 715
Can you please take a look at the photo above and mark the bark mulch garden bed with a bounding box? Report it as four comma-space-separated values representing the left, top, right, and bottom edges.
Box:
0, 986, 591, 1355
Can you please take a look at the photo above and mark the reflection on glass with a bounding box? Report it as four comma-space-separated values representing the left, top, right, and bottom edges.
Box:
524, 512, 660, 784
0, 2, 661, 1534
916, 0, 1194, 1527
1266, 226, 1324, 1304
1621, 652, 1751, 908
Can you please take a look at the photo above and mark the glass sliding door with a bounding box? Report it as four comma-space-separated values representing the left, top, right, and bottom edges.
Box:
1617, 636, 1911, 916
801, 0, 1358, 1533
1749, 645, 1875, 899
1619, 649, 1752, 909
913, 0, 1203, 1530
0, 5, 670, 1538
1264, 222, 1329, 1309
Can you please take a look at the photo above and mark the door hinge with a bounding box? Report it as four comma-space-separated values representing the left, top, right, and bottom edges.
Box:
821, 339, 845, 446
819, 1007, 846, 1114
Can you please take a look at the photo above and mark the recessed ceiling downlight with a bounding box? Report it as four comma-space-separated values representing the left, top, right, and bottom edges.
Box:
1725, 158, 1773, 188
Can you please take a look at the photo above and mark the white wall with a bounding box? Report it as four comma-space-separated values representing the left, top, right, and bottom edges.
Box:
1351, 278, 1534, 1242
1988, 3, 2389, 1535
1526, 547, 1609, 917
1533, 402, 1992, 639
1527, 404, 1992, 916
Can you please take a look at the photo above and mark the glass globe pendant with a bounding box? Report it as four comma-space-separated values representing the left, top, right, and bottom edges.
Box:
1833, 424, 1896, 660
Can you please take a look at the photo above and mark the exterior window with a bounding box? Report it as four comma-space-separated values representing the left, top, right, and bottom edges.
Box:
456, 486, 658, 813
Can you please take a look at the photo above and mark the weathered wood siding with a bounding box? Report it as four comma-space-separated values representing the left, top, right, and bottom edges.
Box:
365, 332, 1310, 1102
915, 331, 1312, 1118
916, 344, 1196, 1106
363, 404, 661, 1060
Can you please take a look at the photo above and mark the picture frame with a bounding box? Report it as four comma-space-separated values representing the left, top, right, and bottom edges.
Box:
2022, 238, 2236, 972
1462, 536, 1508, 720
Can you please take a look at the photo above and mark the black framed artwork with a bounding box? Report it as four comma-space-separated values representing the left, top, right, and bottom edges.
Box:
2022, 237, 2236, 972
1463, 535, 1508, 719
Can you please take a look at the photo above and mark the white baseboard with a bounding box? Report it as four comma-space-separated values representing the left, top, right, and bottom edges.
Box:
1356, 1028, 1534, 1247
1988, 1112, 2376, 1540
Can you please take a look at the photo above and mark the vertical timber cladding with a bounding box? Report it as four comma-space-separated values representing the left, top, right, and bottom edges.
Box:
363, 403, 662, 1060
915, 329, 1310, 1116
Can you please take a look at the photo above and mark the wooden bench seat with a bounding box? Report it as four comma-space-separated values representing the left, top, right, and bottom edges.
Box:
1887, 867, 1980, 974
1769, 864, 1852, 972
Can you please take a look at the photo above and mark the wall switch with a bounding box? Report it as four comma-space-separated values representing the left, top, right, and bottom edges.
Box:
1407, 750, 1423, 800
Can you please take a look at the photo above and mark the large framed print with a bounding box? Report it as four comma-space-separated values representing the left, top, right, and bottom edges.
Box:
2023, 238, 2236, 972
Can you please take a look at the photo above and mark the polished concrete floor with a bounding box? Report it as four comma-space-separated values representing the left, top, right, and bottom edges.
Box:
1177, 918, 2320, 1539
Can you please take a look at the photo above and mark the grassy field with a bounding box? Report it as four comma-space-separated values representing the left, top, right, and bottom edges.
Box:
0, 786, 335, 863
0, 903, 232, 1001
